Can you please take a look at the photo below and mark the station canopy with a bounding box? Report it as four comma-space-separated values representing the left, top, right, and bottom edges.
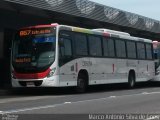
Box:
1, 0, 160, 40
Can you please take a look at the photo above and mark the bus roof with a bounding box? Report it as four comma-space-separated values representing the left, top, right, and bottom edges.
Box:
58, 24, 152, 43
92, 28, 130, 36
19, 23, 152, 43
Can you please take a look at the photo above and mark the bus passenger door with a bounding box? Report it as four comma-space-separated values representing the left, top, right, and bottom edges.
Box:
59, 37, 76, 86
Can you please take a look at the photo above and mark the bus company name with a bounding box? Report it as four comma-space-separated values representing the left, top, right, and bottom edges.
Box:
19, 29, 51, 36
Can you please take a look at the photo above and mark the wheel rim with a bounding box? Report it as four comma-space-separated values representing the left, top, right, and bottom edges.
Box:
77, 78, 86, 92
130, 79, 134, 87
130, 76, 135, 87
78, 79, 85, 89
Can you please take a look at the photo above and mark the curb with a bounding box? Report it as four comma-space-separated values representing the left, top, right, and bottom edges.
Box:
0, 89, 10, 96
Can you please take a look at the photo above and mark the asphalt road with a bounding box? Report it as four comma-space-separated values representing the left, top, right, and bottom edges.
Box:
1, 82, 160, 120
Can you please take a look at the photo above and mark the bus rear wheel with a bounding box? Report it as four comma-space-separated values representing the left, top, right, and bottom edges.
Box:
128, 73, 136, 88
76, 74, 87, 93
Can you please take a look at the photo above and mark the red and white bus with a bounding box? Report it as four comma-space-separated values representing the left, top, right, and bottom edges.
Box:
11, 23, 155, 92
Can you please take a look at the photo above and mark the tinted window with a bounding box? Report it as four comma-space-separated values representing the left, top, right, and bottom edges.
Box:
74, 33, 88, 56
13, 31, 56, 73
146, 44, 153, 59
60, 38, 72, 56
88, 35, 102, 56
127, 41, 137, 59
115, 40, 126, 58
137, 43, 146, 59
103, 38, 115, 57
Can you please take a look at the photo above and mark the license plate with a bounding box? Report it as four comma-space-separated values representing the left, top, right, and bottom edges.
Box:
26, 82, 34, 87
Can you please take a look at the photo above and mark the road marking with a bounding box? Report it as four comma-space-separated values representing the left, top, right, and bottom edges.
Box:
64, 102, 72, 104
0, 96, 65, 104
109, 96, 116, 98
2, 103, 66, 114
0, 111, 4, 114
2, 91, 160, 114
115, 91, 160, 98
144, 91, 160, 94
142, 92, 149, 95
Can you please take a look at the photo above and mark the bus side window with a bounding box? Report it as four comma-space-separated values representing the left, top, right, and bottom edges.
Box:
59, 38, 72, 57
137, 42, 146, 59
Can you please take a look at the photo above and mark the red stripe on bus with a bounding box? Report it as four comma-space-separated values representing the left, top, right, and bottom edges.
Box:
76, 63, 78, 73
112, 64, 115, 73
22, 24, 58, 29
103, 32, 110, 37
33, 24, 58, 28
13, 69, 51, 79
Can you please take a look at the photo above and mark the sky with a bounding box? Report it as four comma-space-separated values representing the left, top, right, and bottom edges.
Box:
90, 0, 160, 21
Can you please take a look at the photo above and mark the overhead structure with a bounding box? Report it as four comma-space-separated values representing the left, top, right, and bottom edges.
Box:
2, 0, 160, 39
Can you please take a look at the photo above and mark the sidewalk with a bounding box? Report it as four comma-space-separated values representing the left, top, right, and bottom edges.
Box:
0, 84, 12, 96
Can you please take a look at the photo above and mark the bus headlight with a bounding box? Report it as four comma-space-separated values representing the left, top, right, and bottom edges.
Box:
11, 71, 16, 79
47, 68, 56, 78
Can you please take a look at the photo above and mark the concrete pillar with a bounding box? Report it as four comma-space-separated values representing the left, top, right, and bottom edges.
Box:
0, 31, 4, 88
0, 31, 4, 58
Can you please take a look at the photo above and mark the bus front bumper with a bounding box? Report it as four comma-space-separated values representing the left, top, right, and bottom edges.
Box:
11, 75, 60, 87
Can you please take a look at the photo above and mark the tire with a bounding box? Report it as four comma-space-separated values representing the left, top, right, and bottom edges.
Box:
76, 74, 87, 93
128, 73, 135, 88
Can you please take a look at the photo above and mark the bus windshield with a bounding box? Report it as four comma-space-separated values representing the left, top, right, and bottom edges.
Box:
12, 27, 56, 73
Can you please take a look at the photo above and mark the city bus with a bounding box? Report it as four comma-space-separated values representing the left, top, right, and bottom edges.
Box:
11, 23, 155, 92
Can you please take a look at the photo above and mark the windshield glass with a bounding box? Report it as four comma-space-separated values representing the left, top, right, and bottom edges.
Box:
12, 27, 56, 73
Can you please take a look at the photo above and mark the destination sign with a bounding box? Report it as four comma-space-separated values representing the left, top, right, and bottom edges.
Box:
15, 58, 31, 63
19, 28, 53, 36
